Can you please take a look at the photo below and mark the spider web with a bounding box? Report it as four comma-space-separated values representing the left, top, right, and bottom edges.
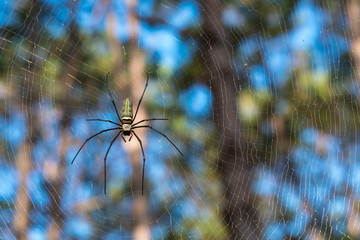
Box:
0, 0, 358, 239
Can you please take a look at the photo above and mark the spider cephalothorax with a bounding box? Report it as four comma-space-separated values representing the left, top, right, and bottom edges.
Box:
71, 73, 183, 195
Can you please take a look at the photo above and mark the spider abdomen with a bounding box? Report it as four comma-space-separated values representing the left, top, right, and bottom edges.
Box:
121, 98, 133, 124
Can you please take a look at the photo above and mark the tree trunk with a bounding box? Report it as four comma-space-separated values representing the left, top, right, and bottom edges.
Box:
13, 0, 42, 238
105, 1, 150, 237
46, 20, 82, 240
199, 0, 259, 239
347, 0, 360, 84
13, 136, 33, 240
127, 0, 151, 239
106, 11, 128, 97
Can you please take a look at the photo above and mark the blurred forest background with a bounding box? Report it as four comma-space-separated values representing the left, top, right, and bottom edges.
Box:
1, 0, 360, 239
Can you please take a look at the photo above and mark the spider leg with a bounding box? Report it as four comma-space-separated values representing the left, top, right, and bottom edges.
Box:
87, 118, 121, 126
132, 118, 168, 127
132, 73, 149, 123
132, 125, 183, 156
129, 132, 134, 142
121, 132, 126, 143
131, 130, 146, 195
71, 127, 121, 164
103, 131, 122, 194
105, 72, 122, 122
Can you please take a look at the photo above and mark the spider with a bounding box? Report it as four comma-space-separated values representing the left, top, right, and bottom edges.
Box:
71, 72, 183, 195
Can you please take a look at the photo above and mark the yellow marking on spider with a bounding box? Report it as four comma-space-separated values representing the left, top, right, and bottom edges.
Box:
121, 98, 133, 124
